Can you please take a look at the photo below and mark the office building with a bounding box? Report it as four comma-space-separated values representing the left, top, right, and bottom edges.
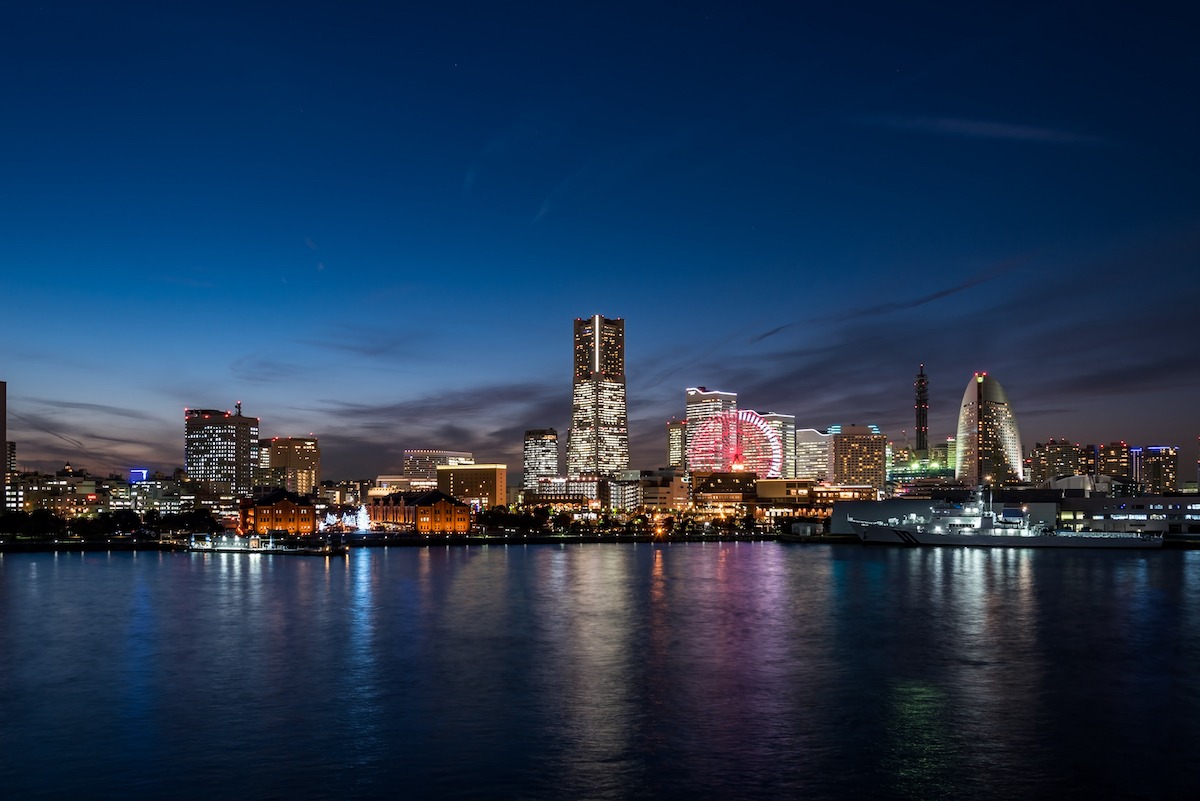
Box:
438, 463, 507, 510
185, 403, 260, 497
523, 429, 559, 489
258, 436, 321, 495
666, 418, 686, 469
567, 315, 629, 477
954, 372, 1023, 486
795, 428, 831, 481
831, 424, 887, 493
403, 450, 474, 487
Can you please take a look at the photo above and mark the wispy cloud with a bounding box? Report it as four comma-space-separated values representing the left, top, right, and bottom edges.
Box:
861, 115, 1108, 145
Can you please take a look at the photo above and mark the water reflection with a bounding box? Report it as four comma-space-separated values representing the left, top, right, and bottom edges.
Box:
1, 546, 1199, 800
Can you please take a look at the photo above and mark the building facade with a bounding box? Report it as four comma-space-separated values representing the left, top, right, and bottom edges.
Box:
239, 489, 318, 535
794, 428, 831, 481
666, 419, 686, 469
831, 424, 887, 493
437, 463, 507, 510
954, 373, 1023, 486
523, 429, 558, 489
369, 489, 471, 534
567, 315, 629, 478
185, 404, 260, 497
258, 436, 320, 495
403, 450, 474, 484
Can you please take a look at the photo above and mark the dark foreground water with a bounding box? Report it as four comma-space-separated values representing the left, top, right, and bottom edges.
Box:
2, 544, 1198, 800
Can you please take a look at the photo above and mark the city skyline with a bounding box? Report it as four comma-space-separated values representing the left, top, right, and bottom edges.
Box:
2, 2, 1198, 478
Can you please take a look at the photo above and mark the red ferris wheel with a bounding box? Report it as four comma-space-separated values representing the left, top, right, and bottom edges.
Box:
686, 410, 783, 477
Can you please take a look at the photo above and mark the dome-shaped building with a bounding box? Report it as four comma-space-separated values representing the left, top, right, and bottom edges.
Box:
955, 372, 1023, 486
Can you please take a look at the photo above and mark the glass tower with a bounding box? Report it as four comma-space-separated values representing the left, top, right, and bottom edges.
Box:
567, 315, 629, 478
955, 372, 1023, 486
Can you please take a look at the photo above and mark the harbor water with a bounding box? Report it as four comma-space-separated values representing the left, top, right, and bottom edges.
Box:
2, 544, 1198, 800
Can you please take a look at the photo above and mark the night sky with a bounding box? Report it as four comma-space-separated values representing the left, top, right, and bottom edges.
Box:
3, 1, 1198, 480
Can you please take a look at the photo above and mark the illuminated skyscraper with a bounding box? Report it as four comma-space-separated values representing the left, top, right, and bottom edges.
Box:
666, 419, 686, 469
955, 373, 1023, 486
258, 436, 321, 495
831, 424, 887, 492
794, 428, 831, 481
1097, 442, 1132, 478
185, 403, 260, 497
523, 429, 558, 489
1134, 445, 1178, 494
567, 315, 628, 478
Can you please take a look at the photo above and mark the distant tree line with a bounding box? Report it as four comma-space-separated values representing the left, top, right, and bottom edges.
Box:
0, 509, 223, 539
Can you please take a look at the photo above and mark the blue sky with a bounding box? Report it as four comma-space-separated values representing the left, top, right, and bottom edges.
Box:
2, 1, 1198, 480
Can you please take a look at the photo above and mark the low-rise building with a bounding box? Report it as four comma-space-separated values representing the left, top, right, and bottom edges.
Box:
239, 489, 318, 535
369, 489, 471, 534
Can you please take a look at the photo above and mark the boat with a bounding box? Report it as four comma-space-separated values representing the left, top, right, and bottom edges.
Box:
848, 489, 1163, 549
187, 532, 348, 555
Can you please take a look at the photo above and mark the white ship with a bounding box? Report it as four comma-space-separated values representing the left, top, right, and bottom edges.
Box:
848, 489, 1162, 549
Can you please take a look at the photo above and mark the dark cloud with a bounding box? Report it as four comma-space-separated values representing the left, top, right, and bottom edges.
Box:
25, 398, 154, 420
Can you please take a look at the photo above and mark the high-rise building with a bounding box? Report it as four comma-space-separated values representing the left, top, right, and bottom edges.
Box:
666, 419, 686, 469
184, 403, 261, 497
761, 412, 797, 478
954, 372, 1023, 486
523, 429, 558, 489
258, 436, 321, 495
567, 315, 628, 478
795, 429, 831, 481
1135, 446, 1178, 494
1097, 442, 1132, 478
914, 364, 929, 455
831, 424, 887, 493
1027, 439, 1085, 485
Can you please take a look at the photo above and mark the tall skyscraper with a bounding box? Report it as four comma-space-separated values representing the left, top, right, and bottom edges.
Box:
567, 315, 628, 478
185, 403, 260, 497
666, 419, 687, 469
523, 429, 558, 489
954, 372, 1023, 486
258, 436, 321, 495
914, 364, 929, 455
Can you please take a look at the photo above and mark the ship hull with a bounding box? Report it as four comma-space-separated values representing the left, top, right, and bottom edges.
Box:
851, 521, 1161, 549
